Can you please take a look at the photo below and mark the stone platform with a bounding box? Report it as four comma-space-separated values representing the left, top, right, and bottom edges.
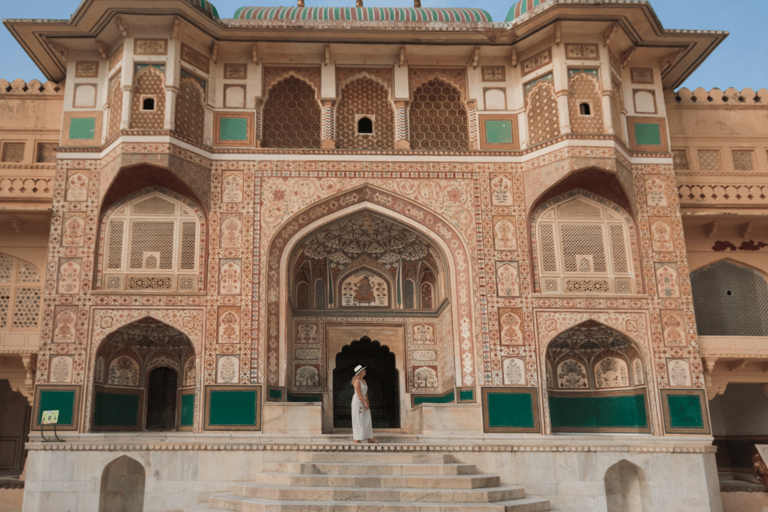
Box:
21, 434, 722, 512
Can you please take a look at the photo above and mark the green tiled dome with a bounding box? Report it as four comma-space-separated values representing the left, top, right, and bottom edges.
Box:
505, 0, 544, 21
188, 0, 220, 19
233, 6, 492, 23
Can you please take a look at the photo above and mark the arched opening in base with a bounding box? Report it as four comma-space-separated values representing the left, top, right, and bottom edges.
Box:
333, 336, 399, 429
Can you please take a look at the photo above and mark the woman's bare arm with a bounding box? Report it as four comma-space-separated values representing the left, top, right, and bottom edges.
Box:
353, 379, 369, 409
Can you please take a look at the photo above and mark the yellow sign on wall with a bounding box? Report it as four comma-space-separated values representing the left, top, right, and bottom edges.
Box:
41, 410, 59, 425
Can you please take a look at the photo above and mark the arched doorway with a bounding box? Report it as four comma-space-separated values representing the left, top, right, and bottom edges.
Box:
333, 336, 400, 429
99, 455, 145, 512
92, 317, 195, 432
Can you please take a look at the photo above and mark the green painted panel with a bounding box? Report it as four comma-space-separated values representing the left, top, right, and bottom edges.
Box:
180, 393, 194, 426
219, 118, 248, 141
268, 387, 284, 400
549, 394, 648, 429
485, 120, 513, 144
634, 123, 662, 146
37, 390, 75, 426
667, 394, 704, 429
69, 118, 96, 140
287, 393, 321, 403
209, 390, 257, 425
413, 391, 454, 406
94, 392, 139, 427
459, 389, 474, 402
487, 391, 535, 429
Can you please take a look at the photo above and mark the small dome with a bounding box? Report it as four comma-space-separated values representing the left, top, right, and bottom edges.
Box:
506, 0, 544, 22
234, 6, 492, 23
188, 0, 220, 19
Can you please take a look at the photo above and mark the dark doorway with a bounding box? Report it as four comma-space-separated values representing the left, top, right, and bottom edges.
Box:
333, 336, 400, 429
145, 367, 177, 430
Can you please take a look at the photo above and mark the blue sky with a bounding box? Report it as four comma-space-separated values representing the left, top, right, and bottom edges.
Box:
1, 0, 765, 91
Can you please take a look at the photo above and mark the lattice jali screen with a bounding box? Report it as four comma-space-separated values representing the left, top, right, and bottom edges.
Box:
36, 143, 57, 163
103, 192, 200, 292
610, 77, 625, 143
409, 79, 469, 150
691, 261, 768, 336
335, 77, 395, 150
568, 72, 604, 135
526, 81, 560, 146
130, 66, 166, 130
697, 150, 721, 171
1, 143, 24, 163
175, 75, 205, 143
673, 150, 689, 171
262, 76, 322, 149
0, 255, 41, 330
535, 196, 636, 294
108, 77, 122, 138
733, 150, 755, 171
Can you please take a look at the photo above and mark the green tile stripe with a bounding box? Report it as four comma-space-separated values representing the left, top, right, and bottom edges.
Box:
485, 120, 514, 144
180, 393, 194, 426
208, 389, 257, 426
219, 117, 248, 141
268, 387, 284, 400
634, 123, 662, 146
667, 394, 704, 429
413, 390, 454, 406
37, 389, 76, 426
550, 393, 648, 430
459, 388, 474, 402
234, 7, 492, 22
69, 117, 96, 140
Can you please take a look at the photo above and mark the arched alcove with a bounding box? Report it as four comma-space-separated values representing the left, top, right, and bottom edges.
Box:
99, 456, 145, 512
604, 460, 651, 512
333, 336, 399, 429
545, 320, 650, 433
691, 260, 768, 336
261, 76, 322, 149
92, 317, 195, 432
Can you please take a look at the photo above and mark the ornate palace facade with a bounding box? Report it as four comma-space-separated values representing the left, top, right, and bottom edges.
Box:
0, 0, 765, 511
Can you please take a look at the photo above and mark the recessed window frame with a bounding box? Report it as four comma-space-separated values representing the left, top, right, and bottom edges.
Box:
355, 114, 375, 136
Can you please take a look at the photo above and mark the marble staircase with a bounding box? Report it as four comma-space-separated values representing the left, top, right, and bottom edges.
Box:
185, 451, 550, 511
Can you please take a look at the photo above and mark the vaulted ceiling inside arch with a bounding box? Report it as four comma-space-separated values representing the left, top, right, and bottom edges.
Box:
298, 210, 436, 268
547, 320, 636, 354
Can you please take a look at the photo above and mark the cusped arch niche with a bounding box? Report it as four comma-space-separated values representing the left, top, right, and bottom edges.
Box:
290, 209, 447, 311
545, 320, 651, 434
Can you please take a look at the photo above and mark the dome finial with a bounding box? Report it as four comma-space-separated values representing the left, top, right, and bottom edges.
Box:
356, 0, 363, 6
298, 0, 304, 6
414, 0, 421, 6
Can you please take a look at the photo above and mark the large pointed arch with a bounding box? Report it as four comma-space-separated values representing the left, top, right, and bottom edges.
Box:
265, 185, 476, 388
535, 312, 659, 435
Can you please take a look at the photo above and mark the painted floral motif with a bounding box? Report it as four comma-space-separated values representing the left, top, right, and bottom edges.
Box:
413, 324, 435, 344
594, 357, 629, 388
108, 356, 139, 386
546, 361, 554, 388
668, 359, 692, 387
557, 359, 589, 389
655, 264, 680, 298
496, 263, 519, 297
662, 312, 685, 346
219, 259, 241, 295
651, 220, 673, 252
493, 218, 517, 250
502, 358, 525, 385
147, 356, 179, 373
222, 172, 243, 203
220, 215, 243, 248
58, 259, 81, 294
296, 365, 319, 388
66, 171, 88, 202
499, 310, 524, 345
183, 358, 196, 387
53, 309, 77, 344
62, 214, 85, 247
632, 358, 644, 385
413, 366, 438, 388
341, 272, 388, 306
296, 323, 319, 343
645, 177, 668, 207
217, 356, 239, 384
50, 356, 73, 383
491, 175, 514, 205
218, 308, 240, 344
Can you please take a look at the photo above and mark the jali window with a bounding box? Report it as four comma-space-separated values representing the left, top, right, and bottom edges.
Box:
0, 254, 42, 329
101, 191, 201, 292
533, 191, 637, 294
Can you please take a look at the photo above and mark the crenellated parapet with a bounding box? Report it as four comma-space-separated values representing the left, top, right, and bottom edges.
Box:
0, 79, 62, 95
667, 87, 768, 105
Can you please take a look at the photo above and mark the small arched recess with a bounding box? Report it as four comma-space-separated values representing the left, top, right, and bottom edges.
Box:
546, 320, 651, 433
604, 460, 651, 512
99, 455, 146, 512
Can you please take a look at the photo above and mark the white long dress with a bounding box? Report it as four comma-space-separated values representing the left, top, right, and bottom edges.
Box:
351, 380, 373, 441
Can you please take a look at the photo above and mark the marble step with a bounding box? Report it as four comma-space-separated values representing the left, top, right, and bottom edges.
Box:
299, 452, 455, 464
232, 482, 526, 502
253, 472, 501, 489
268, 461, 478, 475
206, 494, 551, 512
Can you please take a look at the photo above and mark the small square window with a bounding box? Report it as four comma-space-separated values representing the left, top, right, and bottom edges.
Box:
579, 102, 592, 116
672, 149, 689, 171
732, 150, 754, 171
697, 150, 721, 171
36, 142, 57, 163
1, 142, 25, 163
141, 96, 156, 111
355, 115, 375, 136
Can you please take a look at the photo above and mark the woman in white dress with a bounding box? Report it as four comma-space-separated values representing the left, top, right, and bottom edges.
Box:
351, 365, 376, 443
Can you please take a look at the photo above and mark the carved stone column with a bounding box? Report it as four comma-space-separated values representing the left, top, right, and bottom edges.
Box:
395, 100, 410, 149
467, 99, 479, 150
21, 354, 37, 404
321, 100, 336, 149
255, 98, 264, 148
120, 86, 132, 130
